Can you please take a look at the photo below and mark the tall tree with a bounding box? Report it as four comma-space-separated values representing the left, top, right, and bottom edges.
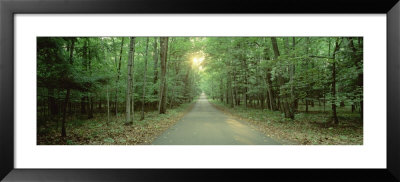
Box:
331, 38, 341, 124
81, 39, 88, 115
61, 38, 75, 137
289, 37, 296, 119
87, 39, 94, 119
264, 38, 276, 111
126, 37, 135, 124
349, 37, 363, 120
116, 37, 125, 116
159, 37, 169, 114
271, 37, 287, 116
101, 38, 110, 123
141, 38, 149, 120
153, 37, 159, 108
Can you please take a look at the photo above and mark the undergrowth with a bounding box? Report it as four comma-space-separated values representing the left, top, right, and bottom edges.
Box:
209, 99, 363, 145
37, 101, 196, 145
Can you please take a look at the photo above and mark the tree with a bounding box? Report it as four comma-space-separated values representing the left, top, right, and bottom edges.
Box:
141, 38, 149, 120
116, 37, 125, 116
37, 36, 363, 145
331, 38, 341, 125
61, 38, 76, 137
159, 37, 169, 114
126, 37, 135, 124
152, 38, 159, 107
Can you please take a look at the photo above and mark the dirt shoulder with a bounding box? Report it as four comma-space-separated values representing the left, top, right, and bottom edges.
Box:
37, 100, 197, 145
208, 99, 363, 145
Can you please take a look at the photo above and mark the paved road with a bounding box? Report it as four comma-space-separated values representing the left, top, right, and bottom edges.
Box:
152, 93, 280, 145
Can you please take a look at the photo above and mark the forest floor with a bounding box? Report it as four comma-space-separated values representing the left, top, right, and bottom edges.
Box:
209, 100, 363, 145
37, 101, 196, 145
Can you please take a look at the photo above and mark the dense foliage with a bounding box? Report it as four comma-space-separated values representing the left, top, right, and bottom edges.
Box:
37, 37, 362, 142
37, 37, 201, 137
201, 37, 363, 123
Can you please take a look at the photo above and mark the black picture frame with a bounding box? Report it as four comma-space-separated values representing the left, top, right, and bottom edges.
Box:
1, 0, 399, 181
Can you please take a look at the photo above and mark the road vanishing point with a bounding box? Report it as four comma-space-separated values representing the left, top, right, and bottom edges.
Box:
152, 93, 280, 145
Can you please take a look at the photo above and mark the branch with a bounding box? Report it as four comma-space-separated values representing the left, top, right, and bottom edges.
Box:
309, 55, 334, 59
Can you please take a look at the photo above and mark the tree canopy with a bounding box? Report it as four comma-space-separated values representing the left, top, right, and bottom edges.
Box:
37, 36, 362, 144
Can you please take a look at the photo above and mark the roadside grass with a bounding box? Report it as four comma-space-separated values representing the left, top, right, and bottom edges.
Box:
209, 99, 363, 145
37, 100, 196, 145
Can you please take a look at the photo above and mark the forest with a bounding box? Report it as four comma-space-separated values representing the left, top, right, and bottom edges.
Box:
37, 37, 363, 145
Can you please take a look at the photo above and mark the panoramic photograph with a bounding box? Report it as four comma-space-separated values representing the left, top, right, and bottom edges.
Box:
37, 37, 363, 145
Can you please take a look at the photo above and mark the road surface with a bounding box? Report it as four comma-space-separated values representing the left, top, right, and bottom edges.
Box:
152, 93, 280, 145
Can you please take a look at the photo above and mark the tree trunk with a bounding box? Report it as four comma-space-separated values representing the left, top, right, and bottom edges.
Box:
265, 90, 270, 110
141, 38, 149, 120
61, 89, 70, 138
220, 78, 224, 102
266, 74, 275, 110
305, 99, 309, 112
159, 37, 168, 114
88, 40, 94, 119
263, 38, 276, 111
331, 38, 340, 125
232, 67, 238, 107
126, 37, 135, 124
88, 93, 93, 119
271, 37, 291, 118
271, 37, 280, 58
153, 37, 159, 109
61, 39, 75, 138
349, 37, 363, 121
288, 37, 296, 119
228, 74, 234, 108
115, 37, 125, 116
107, 85, 110, 123
225, 82, 229, 105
